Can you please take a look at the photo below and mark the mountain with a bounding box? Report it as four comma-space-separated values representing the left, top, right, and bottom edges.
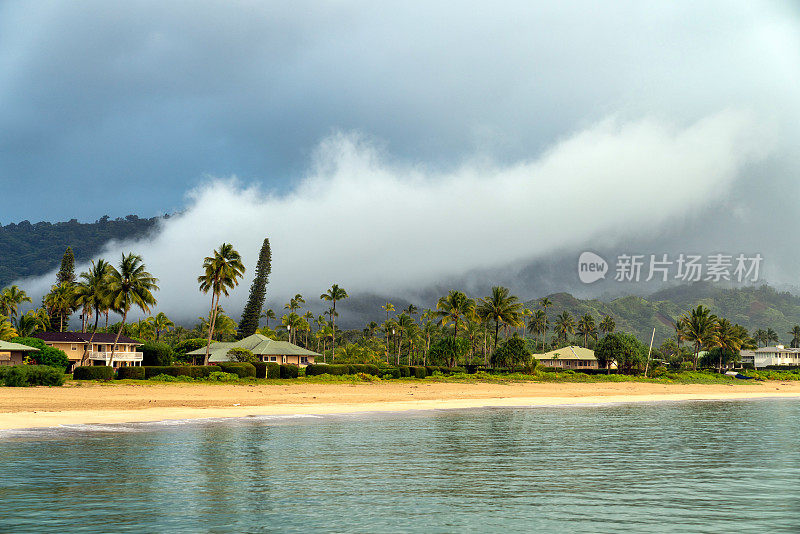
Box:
524, 282, 800, 346
0, 215, 161, 287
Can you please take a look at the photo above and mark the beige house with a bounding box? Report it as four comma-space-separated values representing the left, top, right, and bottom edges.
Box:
34, 332, 143, 371
535, 346, 599, 370
187, 334, 319, 366
0, 340, 40, 366
740, 345, 800, 368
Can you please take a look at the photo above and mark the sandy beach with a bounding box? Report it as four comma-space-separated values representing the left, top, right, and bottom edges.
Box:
1, 380, 799, 430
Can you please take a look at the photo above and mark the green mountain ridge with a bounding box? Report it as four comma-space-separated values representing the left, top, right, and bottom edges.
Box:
526, 282, 800, 346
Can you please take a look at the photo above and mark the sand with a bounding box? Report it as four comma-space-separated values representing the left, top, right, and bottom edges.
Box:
1, 380, 799, 430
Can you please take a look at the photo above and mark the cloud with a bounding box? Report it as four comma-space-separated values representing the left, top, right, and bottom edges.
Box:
16, 110, 769, 323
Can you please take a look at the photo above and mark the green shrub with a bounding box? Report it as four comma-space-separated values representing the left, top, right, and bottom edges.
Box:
350, 364, 380, 376
12, 337, 70, 370
116, 367, 146, 380
216, 362, 256, 378
380, 368, 400, 379
173, 338, 208, 363
408, 366, 427, 378
266, 362, 280, 379
140, 342, 174, 366
398, 366, 411, 377
280, 364, 299, 379
1, 365, 64, 386
73, 366, 115, 381
206, 371, 239, 382
252, 362, 267, 378
306, 364, 346, 376
150, 374, 180, 382
227, 348, 257, 363
143, 366, 218, 379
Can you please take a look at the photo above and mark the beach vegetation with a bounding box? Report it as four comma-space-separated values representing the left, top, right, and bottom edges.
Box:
198, 243, 246, 365
73, 366, 115, 381
12, 337, 70, 370
140, 342, 174, 366
238, 237, 271, 338
0, 365, 64, 386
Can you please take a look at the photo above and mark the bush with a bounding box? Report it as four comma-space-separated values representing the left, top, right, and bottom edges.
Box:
227, 348, 257, 363
280, 364, 299, 379
116, 367, 146, 380
266, 362, 280, 379
150, 374, 195, 382
140, 342, 174, 366
216, 362, 256, 378
73, 366, 115, 381
428, 337, 469, 367
380, 368, 400, 379
252, 362, 267, 378
491, 334, 531, 369
205, 371, 239, 382
143, 366, 218, 379
12, 337, 70, 371
408, 366, 427, 378
0, 365, 64, 386
398, 366, 411, 377
306, 364, 346, 376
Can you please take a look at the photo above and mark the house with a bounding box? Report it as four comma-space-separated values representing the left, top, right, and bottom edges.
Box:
33, 332, 143, 371
534, 346, 599, 370
186, 334, 319, 366
0, 340, 40, 366
740, 345, 800, 369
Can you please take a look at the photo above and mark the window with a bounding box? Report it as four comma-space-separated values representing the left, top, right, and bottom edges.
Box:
71, 345, 78, 351
301, 357, 308, 364
269, 356, 277, 362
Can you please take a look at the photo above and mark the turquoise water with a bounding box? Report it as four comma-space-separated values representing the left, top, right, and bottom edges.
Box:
1, 399, 799, 533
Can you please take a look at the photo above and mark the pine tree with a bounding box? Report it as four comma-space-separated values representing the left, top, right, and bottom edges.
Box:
237, 238, 271, 338
57, 247, 76, 284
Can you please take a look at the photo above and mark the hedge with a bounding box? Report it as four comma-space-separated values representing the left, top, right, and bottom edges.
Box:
143, 366, 218, 379
280, 364, 299, 379
116, 367, 146, 380
252, 362, 267, 378
407, 366, 427, 378
216, 362, 257, 378
140, 342, 174, 366
74, 366, 115, 381
0, 365, 65, 386
380, 368, 401, 379
11, 337, 70, 370
305, 364, 348, 376
398, 366, 411, 378
266, 363, 280, 379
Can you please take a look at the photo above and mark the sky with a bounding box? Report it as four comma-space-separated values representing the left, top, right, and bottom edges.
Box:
2, 1, 800, 322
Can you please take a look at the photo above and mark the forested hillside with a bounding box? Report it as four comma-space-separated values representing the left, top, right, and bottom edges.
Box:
525, 282, 800, 345
0, 215, 161, 286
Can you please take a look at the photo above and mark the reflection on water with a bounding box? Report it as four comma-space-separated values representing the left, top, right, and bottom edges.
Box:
1, 400, 799, 533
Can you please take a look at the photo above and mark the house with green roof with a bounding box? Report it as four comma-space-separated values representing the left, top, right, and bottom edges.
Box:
534, 345, 599, 370
186, 334, 319, 366
0, 340, 40, 366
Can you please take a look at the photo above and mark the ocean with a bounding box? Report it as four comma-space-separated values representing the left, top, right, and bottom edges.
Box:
1, 399, 798, 533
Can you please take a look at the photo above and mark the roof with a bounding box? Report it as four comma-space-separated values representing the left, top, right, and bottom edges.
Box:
186, 334, 320, 362
33, 332, 142, 345
755, 346, 800, 353
534, 346, 597, 361
0, 340, 40, 352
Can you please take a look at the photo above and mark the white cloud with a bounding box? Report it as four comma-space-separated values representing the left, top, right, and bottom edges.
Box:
17, 109, 769, 323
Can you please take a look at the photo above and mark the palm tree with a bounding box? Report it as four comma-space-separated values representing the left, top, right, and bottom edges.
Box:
679, 305, 718, 371
281, 312, 302, 344
198, 243, 245, 365
576, 313, 597, 347
715, 318, 744, 371
436, 290, 477, 344
396, 313, 414, 365
149, 312, 174, 341
44, 282, 77, 332
382, 302, 395, 359
753, 328, 768, 348
539, 297, 552, 315
73, 259, 112, 364
553, 311, 575, 343
0, 285, 32, 327
599, 315, 615, 335
789, 325, 800, 348
520, 308, 532, 338
528, 309, 548, 351
285, 294, 305, 314
405, 304, 419, 318
0, 315, 17, 341
320, 284, 348, 355
261, 308, 276, 329
475, 286, 522, 352
766, 328, 779, 346
16, 309, 48, 337
105, 253, 159, 362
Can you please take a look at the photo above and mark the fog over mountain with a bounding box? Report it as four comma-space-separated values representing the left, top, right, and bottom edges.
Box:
2, 1, 799, 325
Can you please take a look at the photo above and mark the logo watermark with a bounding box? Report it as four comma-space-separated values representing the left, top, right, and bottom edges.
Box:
578, 252, 762, 284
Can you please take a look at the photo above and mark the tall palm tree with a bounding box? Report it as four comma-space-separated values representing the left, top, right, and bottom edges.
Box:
539, 297, 552, 315
475, 286, 522, 352
73, 259, 112, 364
599, 315, 615, 335
261, 308, 276, 329
766, 328, 779, 346
436, 290, 477, 346
553, 311, 575, 343
198, 243, 245, 365
576, 313, 597, 347
285, 294, 305, 314
753, 328, 768, 348
715, 318, 744, 372
149, 312, 174, 341
405, 304, 419, 318
320, 284, 348, 355
396, 313, 414, 365
44, 282, 77, 332
382, 302, 395, 359
105, 253, 159, 362
0, 285, 32, 327
679, 305, 718, 371
528, 309, 549, 351
0, 315, 17, 341
789, 325, 800, 348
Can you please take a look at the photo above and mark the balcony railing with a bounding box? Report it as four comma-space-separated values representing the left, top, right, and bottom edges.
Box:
88, 351, 144, 362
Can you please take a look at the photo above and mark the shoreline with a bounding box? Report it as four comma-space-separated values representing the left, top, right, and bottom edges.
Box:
2, 381, 800, 430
